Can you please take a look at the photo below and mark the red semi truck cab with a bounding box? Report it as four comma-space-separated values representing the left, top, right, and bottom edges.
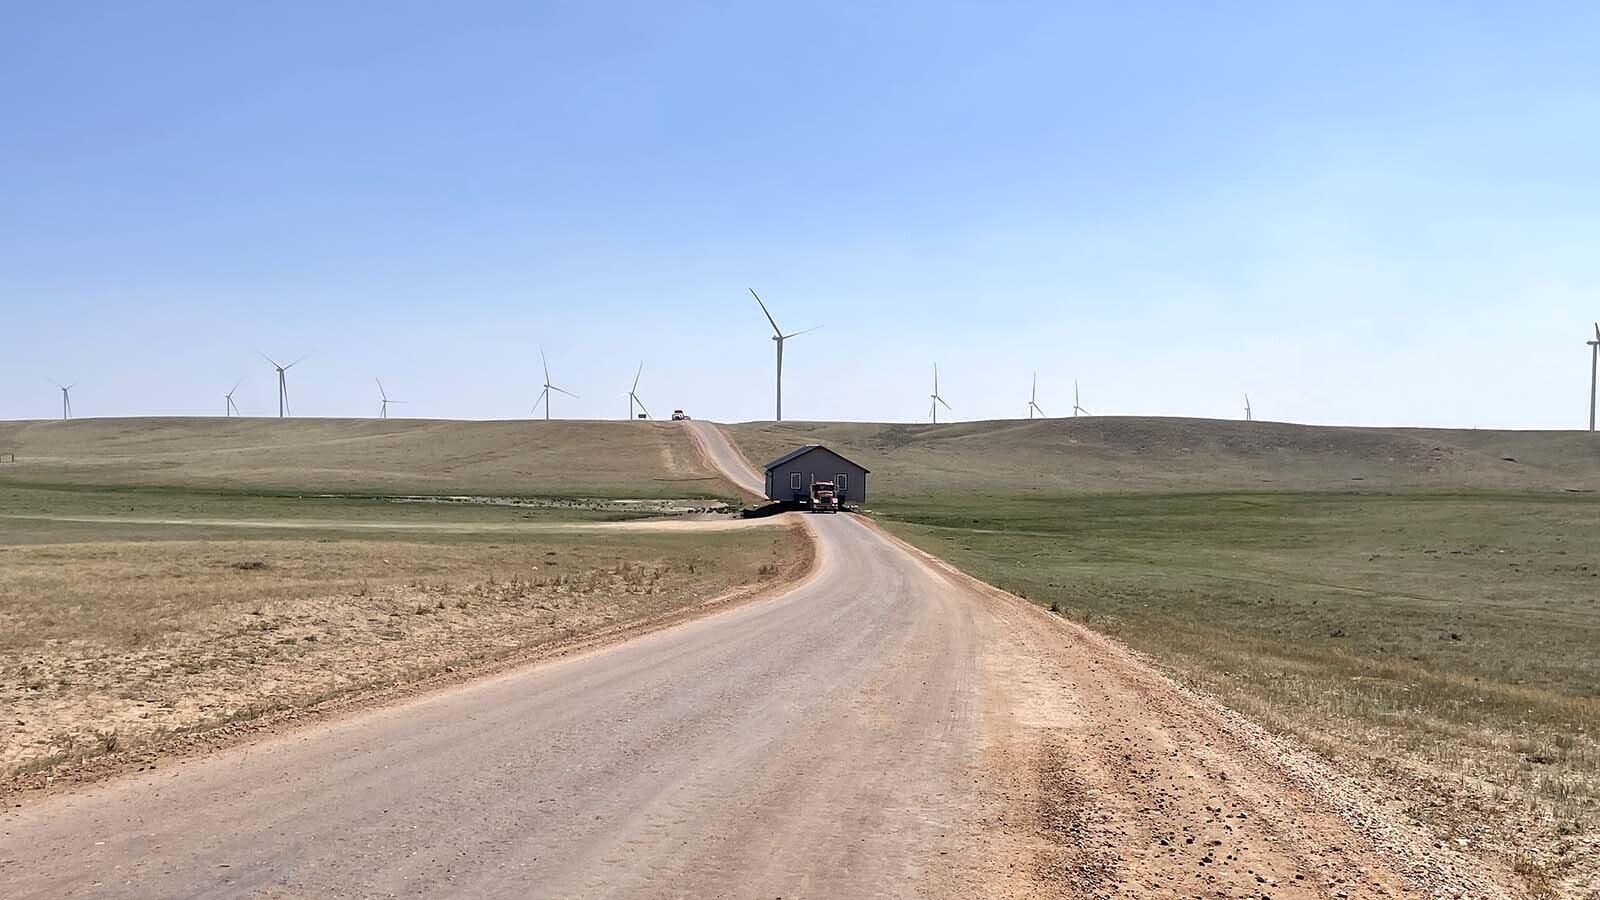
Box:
809, 480, 840, 513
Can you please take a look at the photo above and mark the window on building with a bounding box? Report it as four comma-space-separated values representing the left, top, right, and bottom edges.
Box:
789, 472, 802, 491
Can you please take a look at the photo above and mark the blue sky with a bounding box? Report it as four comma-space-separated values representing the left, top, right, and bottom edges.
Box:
3, 3, 1597, 427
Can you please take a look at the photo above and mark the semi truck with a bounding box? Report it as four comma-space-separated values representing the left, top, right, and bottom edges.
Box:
809, 480, 840, 514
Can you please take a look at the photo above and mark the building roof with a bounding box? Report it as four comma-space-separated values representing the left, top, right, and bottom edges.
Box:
762, 443, 871, 473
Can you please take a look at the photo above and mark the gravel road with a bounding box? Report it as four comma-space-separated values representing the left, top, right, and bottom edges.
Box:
0, 423, 1517, 899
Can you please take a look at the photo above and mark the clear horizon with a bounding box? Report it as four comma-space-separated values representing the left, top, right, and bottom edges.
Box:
4, 4, 1598, 429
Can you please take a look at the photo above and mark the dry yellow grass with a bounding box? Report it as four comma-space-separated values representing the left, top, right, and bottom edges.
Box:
1, 526, 804, 781
0, 417, 732, 497
0, 418, 795, 782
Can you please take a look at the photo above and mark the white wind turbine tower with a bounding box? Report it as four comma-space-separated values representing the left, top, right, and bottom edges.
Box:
1072, 380, 1090, 417
53, 381, 75, 420
1588, 323, 1599, 432
224, 380, 242, 417
1027, 372, 1047, 419
376, 379, 405, 419
531, 349, 577, 421
258, 352, 306, 417
1244, 393, 1253, 422
625, 362, 651, 420
929, 364, 952, 424
750, 288, 819, 422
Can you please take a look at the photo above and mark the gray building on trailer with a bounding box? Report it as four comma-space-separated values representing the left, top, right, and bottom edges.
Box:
763, 444, 870, 505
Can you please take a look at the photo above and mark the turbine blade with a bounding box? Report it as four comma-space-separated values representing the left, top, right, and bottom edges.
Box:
632, 361, 644, 392
938, 396, 953, 411
750, 288, 782, 335
257, 351, 282, 368
286, 353, 310, 369
550, 385, 578, 398
531, 389, 547, 415
783, 325, 822, 339
376, 378, 387, 400
541, 348, 551, 383
634, 395, 651, 419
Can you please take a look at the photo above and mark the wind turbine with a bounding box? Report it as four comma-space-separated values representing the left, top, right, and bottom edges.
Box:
53, 382, 74, 420
224, 380, 242, 417
625, 362, 651, 420
1588, 323, 1599, 432
929, 364, 952, 424
1245, 393, 1253, 422
530, 348, 577, 421
376, 379, 405, 419
750, 289, 818, 422
1027, 372, 1046, 419
1072, 380, 1090, 417
258, 352, 307, 417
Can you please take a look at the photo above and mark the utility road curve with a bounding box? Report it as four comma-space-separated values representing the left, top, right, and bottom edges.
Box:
0, 423, 1504, 898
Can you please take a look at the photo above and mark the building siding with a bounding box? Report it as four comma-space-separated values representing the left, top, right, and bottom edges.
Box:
763, 446, 868, 503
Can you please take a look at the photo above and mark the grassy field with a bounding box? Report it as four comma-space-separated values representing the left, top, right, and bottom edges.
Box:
0, 417, 734, 498
0, 481, 720, 546
726, 417, 1600, 890
727, 418, 1600, 494
881, 490, 1599, 890
0, 421, 793, 784
0, 486, 802, 782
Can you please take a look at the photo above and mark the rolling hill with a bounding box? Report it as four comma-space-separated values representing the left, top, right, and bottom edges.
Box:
0, 418, 732, 498
725, 417, 1600, 498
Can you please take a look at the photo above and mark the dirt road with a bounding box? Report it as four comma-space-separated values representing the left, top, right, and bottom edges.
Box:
0, 424, 1514, 898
